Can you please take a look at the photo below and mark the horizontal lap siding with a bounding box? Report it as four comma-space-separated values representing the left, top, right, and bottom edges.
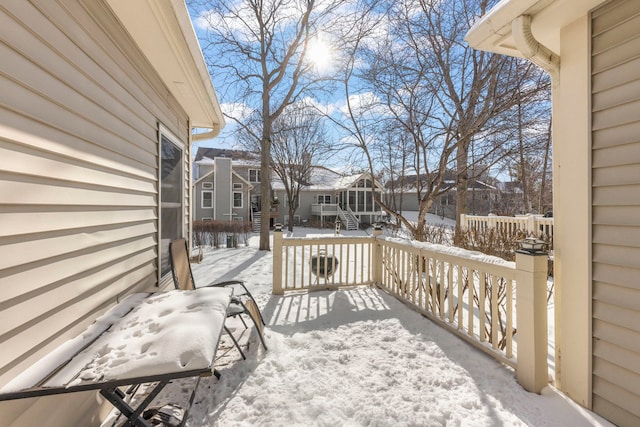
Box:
0, 0, 189, 421
591, 1, 640, 426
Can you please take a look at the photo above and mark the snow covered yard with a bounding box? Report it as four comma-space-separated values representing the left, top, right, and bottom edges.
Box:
107, 227, 612, 427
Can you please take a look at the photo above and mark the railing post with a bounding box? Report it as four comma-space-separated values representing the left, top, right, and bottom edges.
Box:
272, 224, 284, 295
515, 248, 549, 394
460, 214, 467, 230
526, 214, 536, 236
372, 223, 383, 284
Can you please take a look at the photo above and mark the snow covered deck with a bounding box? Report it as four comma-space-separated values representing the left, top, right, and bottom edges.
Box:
129, 236, 611, 427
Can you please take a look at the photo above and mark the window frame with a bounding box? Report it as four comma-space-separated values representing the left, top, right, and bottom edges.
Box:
202, 182, 213, 189
233, 191, 243, 208
317, 194, 331, 204
201, 190, 213, 209
249, 169, 261, 183
158, 125, 184, 283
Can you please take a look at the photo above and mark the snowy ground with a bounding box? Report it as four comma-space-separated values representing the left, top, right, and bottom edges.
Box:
107, 222, 612, 427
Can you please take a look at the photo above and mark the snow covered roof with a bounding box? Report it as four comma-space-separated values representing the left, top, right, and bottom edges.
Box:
272, 167, 382, 192
271, 166, 343, 191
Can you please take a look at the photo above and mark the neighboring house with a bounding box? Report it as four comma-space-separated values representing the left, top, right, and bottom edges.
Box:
193, 148, 278, 227
467, 1, 640, 425
193, 157, 253, 222
193, 149, 384, 230
272, 167, 385, 229
0, 1, 224, 426
384, 172, 501, 219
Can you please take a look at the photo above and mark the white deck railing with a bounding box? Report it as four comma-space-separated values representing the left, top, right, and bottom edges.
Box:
461, 214, 554, 241
273, 235, 375, 291
376, 238, 517, 365
272, 229, 550, 393
310, 203, 339, 216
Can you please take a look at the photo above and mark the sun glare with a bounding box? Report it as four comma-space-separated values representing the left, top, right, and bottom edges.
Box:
307, 36, 332, 73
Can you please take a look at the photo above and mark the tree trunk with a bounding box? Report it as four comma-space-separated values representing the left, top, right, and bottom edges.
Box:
538, 117, 552, 213
455, 143, 469, 226
288, 207, 295, 232
259, 134, 271, 251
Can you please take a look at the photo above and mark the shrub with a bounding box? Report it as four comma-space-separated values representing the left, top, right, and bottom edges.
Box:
453, 226, 552, 264
193, 220, 253, 248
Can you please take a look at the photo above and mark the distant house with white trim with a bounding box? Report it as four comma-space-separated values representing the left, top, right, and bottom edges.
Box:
272, 167, 385, 229
193, 149, 384, 229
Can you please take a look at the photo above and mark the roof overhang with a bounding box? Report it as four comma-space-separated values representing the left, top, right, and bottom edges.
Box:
106, 0, 225, 136
465, 0, 606, 58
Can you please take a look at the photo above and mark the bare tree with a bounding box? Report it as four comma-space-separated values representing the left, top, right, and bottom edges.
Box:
328, 0, 550, 240
191, 0, 350, 250
244, 104, 328, 231
408, 0, 549, 224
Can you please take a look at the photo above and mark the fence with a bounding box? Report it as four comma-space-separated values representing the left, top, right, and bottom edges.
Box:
272, 235, 375, 292
272, 229, 550, 393
460, 214, 554, 241
376, 237, 517, 366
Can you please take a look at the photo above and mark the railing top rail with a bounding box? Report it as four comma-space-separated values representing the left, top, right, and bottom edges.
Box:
280, 235, 372, 246
379, 237, 516, 278
536, 218, 554, 224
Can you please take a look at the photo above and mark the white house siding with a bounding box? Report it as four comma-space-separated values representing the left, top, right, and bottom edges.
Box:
591, 1, 640, 425
0, 1, 190, 425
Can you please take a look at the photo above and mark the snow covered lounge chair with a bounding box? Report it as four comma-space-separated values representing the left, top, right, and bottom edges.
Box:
169, 239, 267, 359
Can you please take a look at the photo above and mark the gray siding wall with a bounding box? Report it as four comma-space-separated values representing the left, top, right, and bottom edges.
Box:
214, 158, 232, 220
194, 176, 215, 220
0, 0, 190, 425
274, 189, 336, 225
591, 1, 640, 425
231, 175, 250, 221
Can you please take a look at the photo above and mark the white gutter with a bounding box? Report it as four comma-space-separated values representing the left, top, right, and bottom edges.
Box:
512, 15, 560, 77
192, 129, 221, 141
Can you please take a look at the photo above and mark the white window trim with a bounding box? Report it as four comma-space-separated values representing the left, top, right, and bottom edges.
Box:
158, 124, 184, 285
249, 169, 260, 183
201, 190, 213, 209
318, 194, 331, 204
233, 182, 243, 190
233, 191, 243, 208
202, 182, 213, 189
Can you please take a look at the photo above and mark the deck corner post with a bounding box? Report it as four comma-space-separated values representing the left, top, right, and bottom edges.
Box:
515, 250, 549, 394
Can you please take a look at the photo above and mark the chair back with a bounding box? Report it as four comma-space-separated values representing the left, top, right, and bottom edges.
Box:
169, 239, 195, 291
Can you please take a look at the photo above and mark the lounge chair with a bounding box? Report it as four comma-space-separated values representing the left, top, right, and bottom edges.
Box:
169, 239, 267, 359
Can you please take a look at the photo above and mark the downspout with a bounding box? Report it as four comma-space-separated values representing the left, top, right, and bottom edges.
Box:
512, 15, 560, 80
191, 127, 221, 141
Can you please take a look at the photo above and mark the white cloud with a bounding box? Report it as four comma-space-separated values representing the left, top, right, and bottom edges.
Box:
221, 102, 253, 121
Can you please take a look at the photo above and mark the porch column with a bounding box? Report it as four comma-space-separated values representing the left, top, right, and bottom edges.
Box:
515, 250, 549, 393
272, 225, 284, 295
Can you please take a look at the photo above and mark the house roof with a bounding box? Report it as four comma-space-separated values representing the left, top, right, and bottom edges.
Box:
385, 172, 496, 192
272, 167, 383, 192
465, 0, 605, 58
106, 0, 225, 134
271, 166, 343, 191
194, 148, 258, 162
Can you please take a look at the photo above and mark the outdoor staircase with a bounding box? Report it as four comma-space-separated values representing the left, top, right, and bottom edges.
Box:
338, 208, 359, 231
252, 211, 261, 232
